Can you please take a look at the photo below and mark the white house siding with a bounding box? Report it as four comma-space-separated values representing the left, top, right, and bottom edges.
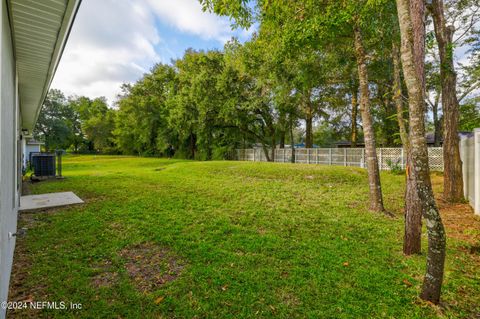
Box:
0, 1, 20, 317
460, 129, 480, 215
24, 144, 41, 169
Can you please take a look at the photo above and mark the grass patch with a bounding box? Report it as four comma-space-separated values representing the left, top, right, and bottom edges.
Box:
9, 155, 480, 318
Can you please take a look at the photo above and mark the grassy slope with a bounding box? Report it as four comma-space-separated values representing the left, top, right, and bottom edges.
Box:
11, 155, 479, 318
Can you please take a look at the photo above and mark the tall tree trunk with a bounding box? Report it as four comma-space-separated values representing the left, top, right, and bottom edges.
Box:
279, 131, 285, 149
432, 93, 442, 146
393, 42, 423, 255
206, 129, 213, 161
290, 113, 295, 163
354, 26, 386, 213
189, 132, 197, 160
396, 0, 446, 304
305, 97, 314, 148
380, 85, 397, 146
261, 143, 271, 162
271, 133, 276, 162
265, 124, 276, 162
351, 85, 358, 147
429, 0, 464, 202
279, 112, 286, 149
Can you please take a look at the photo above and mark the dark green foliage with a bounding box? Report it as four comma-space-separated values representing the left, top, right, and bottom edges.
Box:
386, 158, 404, 175
35, 0, 478, 158
459, 97, 480, 132
34, 89, 76, 151
34, 90, 117, 153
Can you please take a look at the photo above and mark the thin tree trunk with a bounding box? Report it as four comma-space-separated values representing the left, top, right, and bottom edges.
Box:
380, 85, 397, 146
271, 134, 276, 162
189, 132, 197, 160
429, 0, 464, 202
396, 0, 446, 304
354, 26, 386, 213
351, 85, 358, 148
305, 97, 314, 148
265, 123, 276, 162
279, 131, 285, 149
278, 111, 286, 149
262, 143, 271, 162
206, 127, 213, 161
393, 42, 422, 255
432, 93, 442, 146
393, 44, 409, 146
290, 114, 295, 163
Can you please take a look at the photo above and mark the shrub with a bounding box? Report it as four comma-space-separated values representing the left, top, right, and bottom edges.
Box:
386, 158, 404, 175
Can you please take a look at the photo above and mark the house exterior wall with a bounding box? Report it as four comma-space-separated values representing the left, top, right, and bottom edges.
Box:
459, 128, 480, 215
460, 135, 475, 207
0, 1, 20, 317
23, 144, 41, 169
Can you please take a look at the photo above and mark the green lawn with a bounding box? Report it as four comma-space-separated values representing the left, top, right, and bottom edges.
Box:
10, 155, 479, 318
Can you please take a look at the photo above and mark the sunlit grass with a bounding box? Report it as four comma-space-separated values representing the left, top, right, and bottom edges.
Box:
12, 155, 479, 318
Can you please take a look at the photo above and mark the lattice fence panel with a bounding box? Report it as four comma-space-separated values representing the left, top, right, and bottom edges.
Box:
346, 148, 364, 167
427, 147, 443, 171
377, 148, 403, 170
235, 147, 444, 171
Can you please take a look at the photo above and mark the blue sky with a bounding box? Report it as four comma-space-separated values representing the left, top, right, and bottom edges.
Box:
51, 0, 253, 104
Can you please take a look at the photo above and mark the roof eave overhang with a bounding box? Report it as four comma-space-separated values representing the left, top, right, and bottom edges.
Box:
8, 0, 82, 131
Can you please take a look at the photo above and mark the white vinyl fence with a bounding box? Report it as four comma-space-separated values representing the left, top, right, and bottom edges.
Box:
235, 147, 444, 171
460, 128, 480, 215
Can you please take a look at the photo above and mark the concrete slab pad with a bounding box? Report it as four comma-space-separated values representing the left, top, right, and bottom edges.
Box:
19, 192, 84, 212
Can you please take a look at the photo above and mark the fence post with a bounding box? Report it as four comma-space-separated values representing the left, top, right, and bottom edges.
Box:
344, 148, 347, 166
316, 148, 319, 164
307, 149, 310, 164
475, 128, 480, 215
379, 148, 383, 171
253, 149, 256, 162
361, 148, 365, 168
401, 148, 404, 169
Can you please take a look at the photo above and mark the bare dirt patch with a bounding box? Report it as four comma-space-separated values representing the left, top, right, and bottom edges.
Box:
119, 242, 185, 293
91, 260, 118, 288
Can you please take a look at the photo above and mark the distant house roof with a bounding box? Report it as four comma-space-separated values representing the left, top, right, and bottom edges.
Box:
26, 139, 44, 145
425, 132, 440, 145
424, 132, 471, 144
334, 141, 365, 147
294, 143, 320, 148
459, 131, 474, 139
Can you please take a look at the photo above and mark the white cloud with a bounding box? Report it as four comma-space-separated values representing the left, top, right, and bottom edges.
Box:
51, 0, 250, 105
52, 0, 160, 104
145, 0, 234, 43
